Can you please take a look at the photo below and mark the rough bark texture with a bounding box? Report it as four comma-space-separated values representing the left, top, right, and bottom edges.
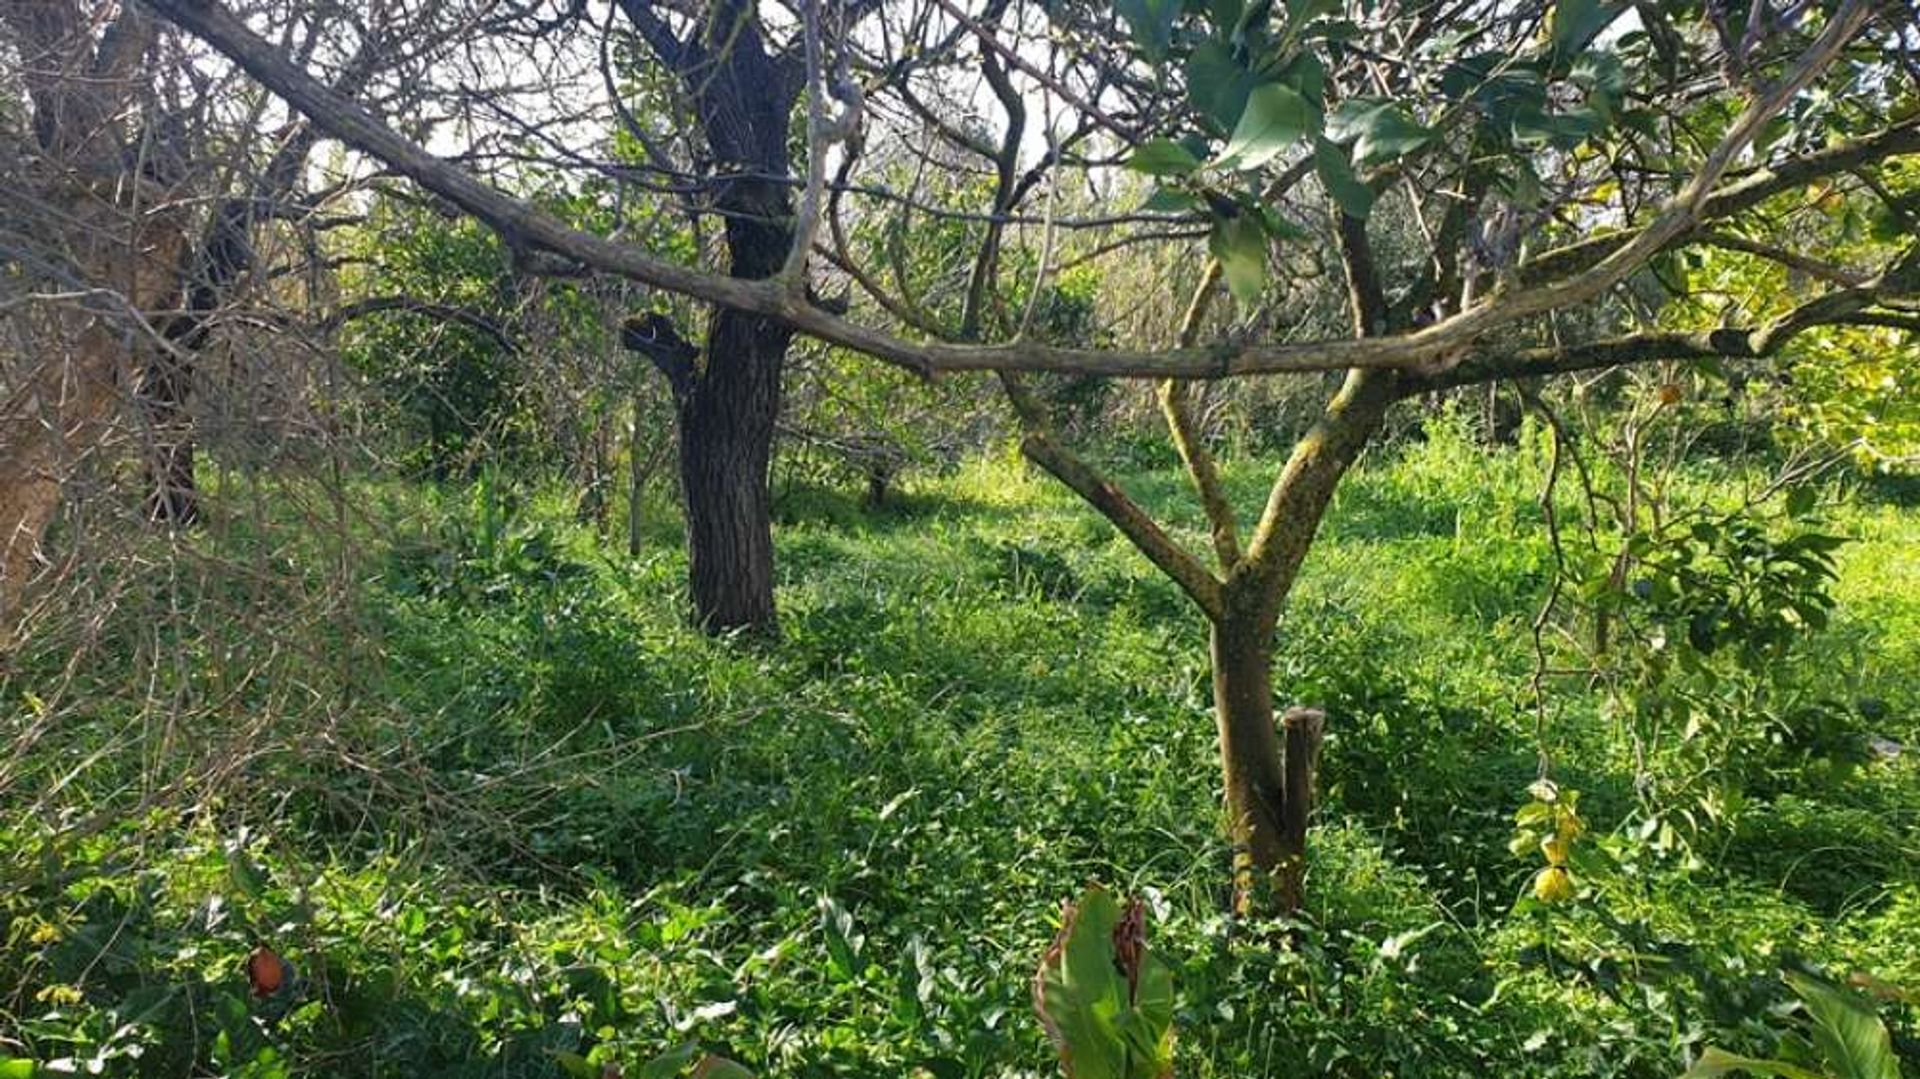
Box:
617, 0, 803, 634
680, 174, 794, 633
1210, 611, 1289, 915
1, 4, 188, 646
143, 43, 377, 526
1211, 586, 1330, 915
2, 189, 189, 644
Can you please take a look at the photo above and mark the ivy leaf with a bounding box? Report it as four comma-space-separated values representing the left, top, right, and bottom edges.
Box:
1127, 139, 1203, 177
1314, 136, 1374, 219
1209, 214, 1269, 305
1219, 82, 1312, 170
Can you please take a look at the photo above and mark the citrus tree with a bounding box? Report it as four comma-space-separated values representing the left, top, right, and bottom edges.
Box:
141, 0, 1920, 913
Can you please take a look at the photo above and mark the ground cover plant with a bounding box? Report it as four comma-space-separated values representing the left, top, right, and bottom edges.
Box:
2, 419, 1915, 1076
4, 0, 1918, 1075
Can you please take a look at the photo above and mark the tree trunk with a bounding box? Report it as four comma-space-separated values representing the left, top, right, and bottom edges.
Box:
612, 0, 802, 635
139, 348, 198, 525
677, 175, 793, 634
1211, 608, 1323, 915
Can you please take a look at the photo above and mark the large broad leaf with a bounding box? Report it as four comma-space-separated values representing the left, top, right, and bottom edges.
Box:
1139, 186, 1203, 213
1219, 82, 1312, 170
1680, 1048, 1825, 1079
1209, 215, 1269, 306
1570, 49, 1627, 119
1325, 97, 1387, 143
818, 895, 865, 982
1033, 886, 1176, 1079
638, 1045, 705, 1079
1115, 0, 1180, 58
1339, 102, 1436, 167
1313, 137, 1374, 219
1127, 139, 1203, 177
1785, 972, 1901, 1079
1186, 40, 1255, 134
1549, 0, 1623, 54
1511, 104, 1606, 149
689, 1057, 755, 1079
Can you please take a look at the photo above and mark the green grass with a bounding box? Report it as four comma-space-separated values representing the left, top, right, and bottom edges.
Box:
2, 427, 1916, 1078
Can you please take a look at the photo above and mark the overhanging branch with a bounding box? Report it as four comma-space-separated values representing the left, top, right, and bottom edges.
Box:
144, 0, 1887, 383
1417, 249, 1920, 392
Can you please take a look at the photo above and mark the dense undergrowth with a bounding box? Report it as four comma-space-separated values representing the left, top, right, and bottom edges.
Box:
2, 420, 1915, 1078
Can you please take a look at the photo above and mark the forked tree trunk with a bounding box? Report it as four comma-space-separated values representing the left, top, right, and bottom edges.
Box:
614, 0, 802, 636
1211, 606, 1323, 915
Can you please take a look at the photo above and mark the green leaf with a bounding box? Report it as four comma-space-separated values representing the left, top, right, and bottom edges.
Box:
1127, 139, 1203, 177
1681, 1047, 1826, 1079
1785, 486, 1817, 518
1277, 50, 1327, 110
1115, 0, 1180, 58
1549, 0, 1623, 58
818, 895, 865, 981
0, 1059, 40, 1079
1219, 82, 1312, 170
689, 1056, 755, 1079
1255, 204, 1307, 242
1314, 137, 1374, 219
1350, 105, 1436, 167
1210, 214, 1269, 305
638, 1044, 703, 1079
1286, 0, 1340, 23
1186, 40, 1255, 133
1512, 104, 1606, 149
1140, 186, 1203, 213
1035, 889, 1130, 1079
1785, 972, 1900, 1079
1571, 50, 1627, 118
225, 844, 268, 900
1325, 97, 1384, 143
1033, 886, 1176, 1079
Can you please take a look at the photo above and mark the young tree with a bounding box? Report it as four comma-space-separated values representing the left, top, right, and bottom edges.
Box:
138, 0, 1920, 913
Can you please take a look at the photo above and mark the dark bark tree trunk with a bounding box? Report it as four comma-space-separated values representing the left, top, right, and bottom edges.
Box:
617, 0, 806, 634
139, 41, 375, 527
140, 358, 199, 525
678, 175, 793, 633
